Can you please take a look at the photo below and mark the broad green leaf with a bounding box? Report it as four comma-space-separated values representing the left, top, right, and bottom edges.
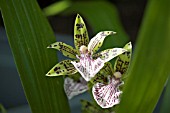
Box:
46, 60, 77, 76
47, 42, 78, 59
74, 14, 89, 51
0, 0, 70, 113
88, 31, 116, 54
159, 78, 170, 113
117, 0, 170, 112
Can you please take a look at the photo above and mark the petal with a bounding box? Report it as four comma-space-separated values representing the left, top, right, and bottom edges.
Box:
90, 62, 114, 85
64, 77, 88, 99
93, 48, 127, 63
114, 42, 132, 75
100, 62, 114, 76
92, 77, 122, 108
74, 14, 89, 52
71, 57, 105, 81
46, 60, 77, 76
47, 42, 77, 59
88, 31, 116, 54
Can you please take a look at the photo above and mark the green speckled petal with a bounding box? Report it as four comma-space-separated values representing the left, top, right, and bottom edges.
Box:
74, 14, 89, 52
100, 62, 114, 76
93, 48, 127, 63
88, 31, 116, 54
47, 42, 77, 59
114, 42, 132, 75
46, 60, 77, 76
90, 62, 114, 85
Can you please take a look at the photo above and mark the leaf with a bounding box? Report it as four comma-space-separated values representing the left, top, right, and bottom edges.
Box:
47, 42, 78, 59
46, 60, 77, 76
117, 0, 170, 112
74, 14, 89, 52
43, 1, 71, 16
159, 78, 170, 113
0, 104, 7, 113
88, 31, 116, 54
0, 0, 70, 113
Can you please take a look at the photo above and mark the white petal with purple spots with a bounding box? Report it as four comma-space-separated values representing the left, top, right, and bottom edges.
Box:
92, 76, 123, 108
64, 77, 88, 99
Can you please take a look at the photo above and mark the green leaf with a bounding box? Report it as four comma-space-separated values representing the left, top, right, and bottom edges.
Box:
117, 0, 170, 112
0, 0, 70, 113
0, 104, 7, 113
43, 1, 71, 16
159, 78, 170, 113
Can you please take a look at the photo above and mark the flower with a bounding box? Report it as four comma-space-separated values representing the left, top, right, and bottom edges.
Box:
92, 74, 123, 108
92, 42, 132, 108
64, 76, 88, 99
46, 14, 126, 82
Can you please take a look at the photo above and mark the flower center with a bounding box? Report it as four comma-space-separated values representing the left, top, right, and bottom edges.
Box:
79, 45, 88, 54
114, 72, 122, 79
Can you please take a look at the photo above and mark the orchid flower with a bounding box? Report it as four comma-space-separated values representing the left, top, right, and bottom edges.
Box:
46, 14, 126, 82
64, 76, 88, 99
92, 42, 132, 108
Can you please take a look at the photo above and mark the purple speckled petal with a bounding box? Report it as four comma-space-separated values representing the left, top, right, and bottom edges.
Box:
92, 76, 123, 108
71, 56, 105, 81
64, 77, 88, 99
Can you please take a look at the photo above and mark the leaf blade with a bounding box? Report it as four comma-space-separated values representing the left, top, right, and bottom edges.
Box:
117, 0, 170, 112
0, 0, 70, 113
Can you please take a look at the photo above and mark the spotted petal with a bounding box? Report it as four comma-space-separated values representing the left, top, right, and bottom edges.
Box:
47, 42, 77, 59
88, 31, 116, 54
46, 60, 77, 76
93, 48, 127, 63
92, 76, 123, 108
64, 77, 88, 99
114, 42, 132, 75
71, 58, 104, 81
74, 14, 89, 52
90, 62, 114, 85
